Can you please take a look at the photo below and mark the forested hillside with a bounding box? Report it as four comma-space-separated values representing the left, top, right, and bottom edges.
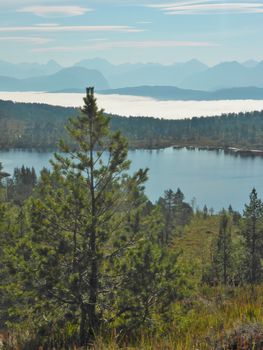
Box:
1, 99, 263, 150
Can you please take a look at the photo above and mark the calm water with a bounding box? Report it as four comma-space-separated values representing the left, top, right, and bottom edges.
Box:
1, 147, 263, 212
1, 91, 263, 119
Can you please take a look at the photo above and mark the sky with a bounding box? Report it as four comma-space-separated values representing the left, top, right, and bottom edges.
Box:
0, 0, 263, 65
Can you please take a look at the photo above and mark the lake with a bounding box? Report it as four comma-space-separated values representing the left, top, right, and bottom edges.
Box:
1, 91, 263, 119
1, 147, 263, 212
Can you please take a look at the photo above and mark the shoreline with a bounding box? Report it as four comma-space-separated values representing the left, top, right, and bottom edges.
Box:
1, 144, 263, 156
173, 144, 263, 156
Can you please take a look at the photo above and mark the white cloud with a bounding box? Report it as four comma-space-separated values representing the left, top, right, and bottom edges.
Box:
0, 25, 143, 33
0, 1, 76, 10
0, 36, 52, 44
36, 23, 60, 27
18, 6, 92, 17
137, 21, 152, 24
148, 1, 263, 15
87, 38, 107, 42
32, 40, 218, 52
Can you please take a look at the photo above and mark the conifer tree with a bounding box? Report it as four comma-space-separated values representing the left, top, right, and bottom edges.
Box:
115, 239, 180, 335
16, 88, 148, 346
0, 181, 19, 330
213, 210, 232, 285
163, 189, 176, 243
0, 163, 10, 186
173, 188, 193, 227
203, 204, 208, 219
242, 188, 263, 285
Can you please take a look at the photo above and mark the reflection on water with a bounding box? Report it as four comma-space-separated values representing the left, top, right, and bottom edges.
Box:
1, 147, 263, 212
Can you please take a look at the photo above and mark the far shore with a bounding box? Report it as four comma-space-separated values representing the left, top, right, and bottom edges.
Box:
1, 143, 263, 157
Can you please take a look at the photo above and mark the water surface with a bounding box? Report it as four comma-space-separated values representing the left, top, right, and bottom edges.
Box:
1, 147, 263, 212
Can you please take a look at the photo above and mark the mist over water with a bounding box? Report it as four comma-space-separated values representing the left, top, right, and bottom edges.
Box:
1, 91, 263, 119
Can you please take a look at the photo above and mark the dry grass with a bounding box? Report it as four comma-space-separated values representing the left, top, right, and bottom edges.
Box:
88, 286, 263, 349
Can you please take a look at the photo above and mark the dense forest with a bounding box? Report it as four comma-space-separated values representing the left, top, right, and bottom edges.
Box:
1, 99, 263, 150
1, 90, 263, 349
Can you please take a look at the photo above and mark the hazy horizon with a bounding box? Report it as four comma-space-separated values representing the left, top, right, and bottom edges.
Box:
0, 57, 262, 68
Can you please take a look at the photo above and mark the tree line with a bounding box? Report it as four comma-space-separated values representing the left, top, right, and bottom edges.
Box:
1, 99, 263, 150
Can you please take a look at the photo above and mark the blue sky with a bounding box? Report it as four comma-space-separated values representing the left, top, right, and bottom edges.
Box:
0, 0, 263, 65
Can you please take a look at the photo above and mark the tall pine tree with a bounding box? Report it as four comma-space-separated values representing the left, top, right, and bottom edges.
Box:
242, 188, 263, 285
213, 210, 232, 285
11, 88, 148, 346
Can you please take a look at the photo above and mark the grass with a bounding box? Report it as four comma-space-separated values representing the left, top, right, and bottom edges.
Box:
88, 286, 263, 349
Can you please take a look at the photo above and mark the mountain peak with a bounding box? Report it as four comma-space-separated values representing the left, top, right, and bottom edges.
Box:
242, 59, 259, 68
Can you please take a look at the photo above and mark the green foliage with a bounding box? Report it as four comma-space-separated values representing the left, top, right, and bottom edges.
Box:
111, 230, 183, 338
242, 188, 263, 284
2, 99, 263, 150
3, 94, 263, 349
27, 88, 149, 346
212, 210, 233, 285
158, 188, 193, 244
0, 90, 193, 348
6, 166, 37, 203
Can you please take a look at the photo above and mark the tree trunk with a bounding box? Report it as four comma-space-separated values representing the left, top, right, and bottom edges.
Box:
251, 215, 256, 285
87, 230, 99, 344
79, 304, 88, 346
86, 98, 99, 344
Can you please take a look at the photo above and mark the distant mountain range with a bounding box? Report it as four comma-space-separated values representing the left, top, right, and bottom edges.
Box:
180, 61, 263, 90
0, 67, 109, 91
74, 58, 263, 90
98, 86, 263, 101
1, 58, 263, 95
0, 59, 62, 79
74, 58, 208, 88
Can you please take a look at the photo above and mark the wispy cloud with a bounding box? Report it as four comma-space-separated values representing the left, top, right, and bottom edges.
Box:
32, 40, 218, 52
18, 6, 92, 17
137, 21, 152, 24
148, 1, 263, 15
36, 23, 60, 27
87, 38, 107, 42
0, 36, 52, 44
0, 25, 143, 33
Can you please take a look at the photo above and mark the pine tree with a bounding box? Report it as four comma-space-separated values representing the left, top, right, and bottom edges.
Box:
158, 189, 176, 244
213, 210, 232, 285
173, 188, 193, 227
17, 88, 148, 346
0, 163, 10, 186
10, 166, 37, 203
0, 163, 10, 202
0, 187, 20, 330
242, 188, 263, 285
203, 204, 208, 219
115, 239, 180, 335
173, 188, 184, 205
